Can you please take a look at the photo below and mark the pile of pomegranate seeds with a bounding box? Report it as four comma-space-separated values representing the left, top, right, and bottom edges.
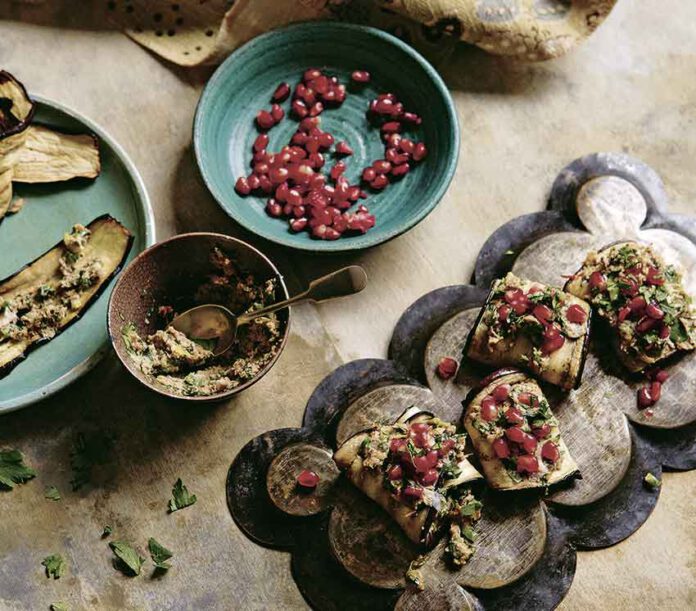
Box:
296, 469, 320, 489
234, 68, 427, 240
436, 356, 459, 379
481, 383, 559, 475
637, 368, 669, 412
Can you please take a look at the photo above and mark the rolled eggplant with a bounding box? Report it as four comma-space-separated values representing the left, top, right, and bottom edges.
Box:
565, 241, 696, 372
0, 215, 133, 377
464, 273, 591, 390
334, 406, 482, 552
463, 369, 578, 491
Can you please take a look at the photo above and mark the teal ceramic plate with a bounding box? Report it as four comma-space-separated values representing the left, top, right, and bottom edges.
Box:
194, 22, 459, 252
0, 96, 154, 414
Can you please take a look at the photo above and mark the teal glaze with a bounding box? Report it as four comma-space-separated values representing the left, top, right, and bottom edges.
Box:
194, 22, 459, 252
0, 96, 155, 414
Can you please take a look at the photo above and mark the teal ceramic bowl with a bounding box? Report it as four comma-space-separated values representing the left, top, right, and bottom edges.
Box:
0, 96, 154, 414
194, 22, 459, 252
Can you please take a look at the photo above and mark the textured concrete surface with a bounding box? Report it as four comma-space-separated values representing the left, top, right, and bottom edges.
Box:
1, 0, 696, 609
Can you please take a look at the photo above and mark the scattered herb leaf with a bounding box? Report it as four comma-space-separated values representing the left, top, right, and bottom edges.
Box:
70, 431, 115, 491
50, 603, 69, 611
44, 486, 61, 501
42, 554, 66, 579
102, 525, 113, 538
148, 537, 173, 570
168, 478, 197, 512
644, 472, 661, 490
109, 541, 145, 576
0, 449, 36, 490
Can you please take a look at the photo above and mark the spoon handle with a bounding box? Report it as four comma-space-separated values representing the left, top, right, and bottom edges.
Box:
236, 265, 368, 326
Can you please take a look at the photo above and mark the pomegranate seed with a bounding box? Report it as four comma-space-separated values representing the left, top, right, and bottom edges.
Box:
517, 455, 539, 473
282, 203, 294, 217
493, 384, 510, 403
258, 175, 273, 193
566, 304, 587, 324
637, 386, 654, 408
533, 304, 553, 323
517, 392, 533, 405
373, 98, 394, 114
505, 407, 525, 425
410, 423, 430, 435
270, 103, 285, 122
412, 142, 428, 161
628, 296, 647, 313
589, 271, 607, 291
347, 186, 361, 201
286, 189, 303, 207
384, 133, 402, 148
650, 381, 662, 402
318, 132, 334, 148
522, 433, 538, 455
266, 199, 282, 217
292, 205, 306, 218
618, 306, 631, 322
370, 174, 389, 190
390, 438, 407, 454
438, 439, 455, 457
381, 121, 402, 134
386, 148, 409, 165
532, 423, 551, 439
620, 277, 638, 296
505, 427, 526, 444
436, 356, 458, 379
303, 68, 322, 82
296, 469, 320, 489
291, 99, 308, 118
646, 266, 665, 286
390, 163, 410, 178
332, 216, 348, 233
492, 438, 510, 459
419, 469, 439, 487
247, 174, 260, 190
373, 160, 392, 174
256, 110, 275, 130
412, 430, 433, 450
272, 82, 290, 102
658, 324, 670, 339
498, 304, 512, 323
309, 102, 324, 117
306, 137, 321, 154
253, 133, 269, 152
312, 224, 328, 239
400, 139, 415, 154
269, 167, 289, 185
541, 325, 565, 355
403, 486, 423, 500
309, 152, 325, 169
480, 396, 498, 421
289, 217, 308, 232
654, 370, 669, 383
275, 183, 290, 202
329, 161, 346, 182
541, 442, 559, 463
402, 111, 422, 125
388, 464, 403, 480
351, 70, 371, 83
299, 117, 320, 131
335, 141, 353, 156
646, 303, 664, 319
291, 131, 308, 146
636, 317, 657, 334
362, 167, 377, 182
235, 176, 251, 195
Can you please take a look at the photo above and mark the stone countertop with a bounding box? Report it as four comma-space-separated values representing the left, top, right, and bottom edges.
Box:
1, 1, 695, 609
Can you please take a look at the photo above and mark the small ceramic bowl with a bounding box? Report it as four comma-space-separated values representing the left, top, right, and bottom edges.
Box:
194, 21, 459, 252
107, 233, 290, 401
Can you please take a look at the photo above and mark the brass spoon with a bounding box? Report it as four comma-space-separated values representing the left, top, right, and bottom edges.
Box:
169, 265, 368, 356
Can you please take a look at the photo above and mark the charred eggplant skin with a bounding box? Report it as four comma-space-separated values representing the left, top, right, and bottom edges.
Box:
0, 71, 35, 140
0, 214, 133, 378
463, 276, 591, 390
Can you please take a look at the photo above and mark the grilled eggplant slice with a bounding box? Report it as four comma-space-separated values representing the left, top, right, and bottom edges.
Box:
0, 215, 133, 377
13, 124, 100, 183
463, 369, 578, 491
0, 70, 35, 220
464, 273, 591, 390
334, 407, 482, 549
565, 241, 696, 372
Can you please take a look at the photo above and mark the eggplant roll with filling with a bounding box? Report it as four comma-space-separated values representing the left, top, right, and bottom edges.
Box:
565, 241, 696, 372
465, 273, 591, 390
334, 407, 482, 557
463, 369, 578, 491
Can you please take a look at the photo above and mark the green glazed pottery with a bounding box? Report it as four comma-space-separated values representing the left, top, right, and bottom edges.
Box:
194, 21, 459, 252
0, 96, 154, 414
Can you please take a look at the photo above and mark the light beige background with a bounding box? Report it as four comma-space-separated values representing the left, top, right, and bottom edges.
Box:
1, 0, 695, 609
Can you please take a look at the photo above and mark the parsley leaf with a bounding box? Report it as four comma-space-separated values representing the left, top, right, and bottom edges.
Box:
70, 431, 115, 491
459, 499, 483, 517
168, 478, 197, 512
0, 449, 36, 489
44, 486, 61, 501
50, 603, 69, 611
109, 541, 145, 576
644, 472, 661, 490
102, 525, 113, 538
42, 554, 66, 579
461, 525, 477, 543
148, 537, 174, 570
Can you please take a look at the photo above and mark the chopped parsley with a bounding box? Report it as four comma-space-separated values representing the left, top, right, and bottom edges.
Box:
109, 541, 145, 576
148, 537, 174, 570
102, 525, 113, 538
461, 525, 477, 543
459, 499, 483, 517
168, 478, 197, 512
0, 449, 36, 489
70, 431, 115, 491
41, 554, 66, 579
644, 472, 661, 490
44, 486, 61, 501
50, 603, 69, 611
